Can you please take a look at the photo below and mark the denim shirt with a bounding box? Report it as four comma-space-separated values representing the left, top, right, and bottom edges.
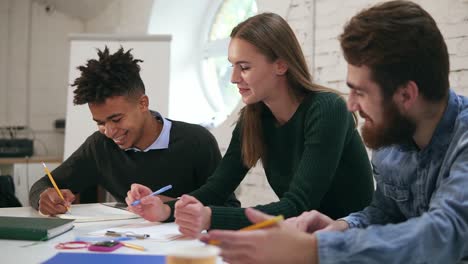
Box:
316, 90, 468, 264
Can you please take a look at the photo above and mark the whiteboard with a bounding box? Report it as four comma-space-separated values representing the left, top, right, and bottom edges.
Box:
64, 34, 171, 159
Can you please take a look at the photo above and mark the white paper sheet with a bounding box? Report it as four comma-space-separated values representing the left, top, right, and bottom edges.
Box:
89, 221, 184, 242
57, 203, 140, 223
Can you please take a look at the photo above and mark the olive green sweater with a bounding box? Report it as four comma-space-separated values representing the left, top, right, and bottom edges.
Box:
172, 92, 374, 230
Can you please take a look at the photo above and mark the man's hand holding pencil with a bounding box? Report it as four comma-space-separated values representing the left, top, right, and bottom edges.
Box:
38, 187, 75, 216
199, 208, 318, 264
38, 162, 75, 216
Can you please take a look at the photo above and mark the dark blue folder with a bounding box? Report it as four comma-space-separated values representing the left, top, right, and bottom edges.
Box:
42, 252, 165, 264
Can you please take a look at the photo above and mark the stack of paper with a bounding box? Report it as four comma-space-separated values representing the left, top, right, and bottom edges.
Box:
57, 204, 139, 223
89, 221, 183, 242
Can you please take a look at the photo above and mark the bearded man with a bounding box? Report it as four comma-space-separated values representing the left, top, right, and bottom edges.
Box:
199, 1, 468, 263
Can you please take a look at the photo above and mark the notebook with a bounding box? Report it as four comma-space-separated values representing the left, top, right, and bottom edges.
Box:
0, 216, 74, 241
42, 253, 165, 264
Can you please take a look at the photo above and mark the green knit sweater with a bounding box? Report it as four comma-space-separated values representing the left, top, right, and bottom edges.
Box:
173, 92, 374, 230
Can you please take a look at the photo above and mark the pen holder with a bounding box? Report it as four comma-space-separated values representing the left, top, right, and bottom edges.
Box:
166, 245, 219, 264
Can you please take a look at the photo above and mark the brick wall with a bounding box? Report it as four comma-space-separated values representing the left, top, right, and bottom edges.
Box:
309, 0, 468, 95
236, 0, 468, 207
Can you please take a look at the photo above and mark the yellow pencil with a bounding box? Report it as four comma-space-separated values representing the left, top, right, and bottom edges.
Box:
209, 215, 284, 245
121, 242, 146, 251
42, 162, 70, 212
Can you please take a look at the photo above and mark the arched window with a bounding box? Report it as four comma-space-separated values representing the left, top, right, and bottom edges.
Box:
148, 0, 257, 125
201, 0, 257, 126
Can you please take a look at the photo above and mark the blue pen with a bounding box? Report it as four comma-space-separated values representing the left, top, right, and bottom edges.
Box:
75, 236, 134, 242
131, 184, 172, 206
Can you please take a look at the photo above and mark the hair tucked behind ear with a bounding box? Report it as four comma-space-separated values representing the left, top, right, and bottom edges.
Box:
231, 13, 343, 168
72, 46, 145, 105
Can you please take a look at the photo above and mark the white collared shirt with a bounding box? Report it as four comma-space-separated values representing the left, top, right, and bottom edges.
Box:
125, 111, 172, 152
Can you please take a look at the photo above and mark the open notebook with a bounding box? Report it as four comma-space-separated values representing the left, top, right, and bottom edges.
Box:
57, 203, 140, 223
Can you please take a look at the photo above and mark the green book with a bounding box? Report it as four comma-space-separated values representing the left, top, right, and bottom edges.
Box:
0, 216, 74, 241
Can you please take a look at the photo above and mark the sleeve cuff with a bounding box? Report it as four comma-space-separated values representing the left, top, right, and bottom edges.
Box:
341, 215, 361, 228
315, 231, 349, 264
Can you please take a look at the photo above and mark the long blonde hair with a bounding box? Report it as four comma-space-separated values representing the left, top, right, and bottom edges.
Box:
231, 13, 340, 168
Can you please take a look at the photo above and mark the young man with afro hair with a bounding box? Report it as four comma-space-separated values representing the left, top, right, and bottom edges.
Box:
29, 47, 239, 215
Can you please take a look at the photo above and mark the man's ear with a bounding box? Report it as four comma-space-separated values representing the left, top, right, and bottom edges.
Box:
394, 81, 419, 111
275, 59, 288, 76
138, 94, 149, 111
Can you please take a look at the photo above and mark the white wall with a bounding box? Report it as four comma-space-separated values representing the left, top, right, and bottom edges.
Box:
85, 0, 153, 33
29, 1, 83, 157
309, 0, 468, 95
0, 0, 30, 127
0, 0, 83, 157
0, 0, 9, 124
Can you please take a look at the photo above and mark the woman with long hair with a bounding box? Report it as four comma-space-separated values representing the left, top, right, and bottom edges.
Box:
126, 12, 374, 236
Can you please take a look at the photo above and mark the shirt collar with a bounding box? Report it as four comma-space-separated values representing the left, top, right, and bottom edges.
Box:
389, 90, 458, 153
425, 90, 458, 150
125, 111, 172, 152
431, 90, 459, 145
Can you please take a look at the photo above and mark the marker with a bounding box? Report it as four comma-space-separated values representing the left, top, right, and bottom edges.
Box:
131, 185, 172, 206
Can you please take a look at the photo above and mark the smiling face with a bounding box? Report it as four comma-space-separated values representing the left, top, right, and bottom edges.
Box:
346, 64, 385, 133
89, 95, 148, 150
346, 64, 416, 149
228, 38, 284, 105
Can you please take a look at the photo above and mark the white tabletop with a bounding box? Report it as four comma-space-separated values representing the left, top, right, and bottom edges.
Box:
0, 205, 210, 264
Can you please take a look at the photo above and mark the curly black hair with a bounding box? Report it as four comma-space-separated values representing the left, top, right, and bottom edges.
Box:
72, 46, 145, 105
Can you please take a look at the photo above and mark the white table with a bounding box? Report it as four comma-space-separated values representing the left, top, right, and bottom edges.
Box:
0, 205, 211, 264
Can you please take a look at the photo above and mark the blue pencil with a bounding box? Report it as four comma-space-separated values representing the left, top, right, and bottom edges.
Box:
131, 185, 172, 206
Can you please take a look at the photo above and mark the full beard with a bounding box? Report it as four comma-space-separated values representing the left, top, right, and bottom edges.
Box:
361, 101, 416, 150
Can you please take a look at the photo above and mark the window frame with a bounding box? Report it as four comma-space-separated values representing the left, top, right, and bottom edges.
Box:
198, 0, 257, 119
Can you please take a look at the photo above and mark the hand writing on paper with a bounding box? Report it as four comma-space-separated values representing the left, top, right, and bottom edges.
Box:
284, 210, 349, 233
38, 188, 75, 216
200, 208, 318, 264
174, 195, 211, 238
125, 183, 171, 222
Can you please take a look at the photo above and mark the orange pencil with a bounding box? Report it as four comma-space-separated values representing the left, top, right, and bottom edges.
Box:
209, 215, 284, 245
42, 162, 71, 212
121, 242, 146, 251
